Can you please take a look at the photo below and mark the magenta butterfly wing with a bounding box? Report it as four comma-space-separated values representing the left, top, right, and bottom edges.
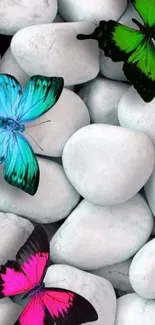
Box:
0, 225, 98, 325
14, 288, 98, 325
0, 225, 49, 297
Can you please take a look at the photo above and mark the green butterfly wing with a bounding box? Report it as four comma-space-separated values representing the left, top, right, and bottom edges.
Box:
98, 20, 145, 61
131, 0, 155, 27
124, 39, 155, 102
4, 133, 39, 195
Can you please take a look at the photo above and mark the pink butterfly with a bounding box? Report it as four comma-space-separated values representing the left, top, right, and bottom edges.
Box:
0, 226, 98, 325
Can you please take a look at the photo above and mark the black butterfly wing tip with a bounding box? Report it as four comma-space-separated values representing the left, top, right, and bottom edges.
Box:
27, 169, 40, 196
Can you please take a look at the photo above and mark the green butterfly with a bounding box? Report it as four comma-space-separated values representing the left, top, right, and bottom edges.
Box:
77, 0, 155, 103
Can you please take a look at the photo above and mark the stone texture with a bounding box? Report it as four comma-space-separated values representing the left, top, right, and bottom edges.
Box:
0, 157, 80, 223
91, 259, 133, 293
50, 195, 153, 269
78, 77, 129, 125
0, 47, 28, 88
0, 213, 33, 264
11, 22, 99, 86
118, 87, 155, 145
62, 124, 154, 205
129, 238, 155, 299
115, 293, 155, 325
58, 0, 127, 25
0, 298, 22, 325
145, 165, 155, 217
0, 0, 58, 35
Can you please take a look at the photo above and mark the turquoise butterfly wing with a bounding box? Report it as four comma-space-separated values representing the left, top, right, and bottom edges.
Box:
0, 74, 22, 118
4, 133, 39, 196
0, 74, 64, 195
17, 75, 64, 123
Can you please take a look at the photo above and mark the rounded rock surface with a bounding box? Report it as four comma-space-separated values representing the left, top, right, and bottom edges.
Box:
58, 0, 127, 25
50, 195, 153, 269
62, 124, 154, 205
0, 213, 33, 264
129, 238, 155, 299
44, 264, 116, 325
115, 293, 155, 325
0, 47, 28, 88
11, 22, 99, 86
0, 0, 58, 35
91, 259, 133, 293
100, 54, 126, 82
78, 77, 129, 125
118, 87, 155, 145
25, 89, 90, 157
145, 165, 155, 216
0, 157, 80, 223
0, 298, 22, 325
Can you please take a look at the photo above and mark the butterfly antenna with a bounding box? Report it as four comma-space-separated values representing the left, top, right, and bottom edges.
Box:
24, 130, 44, 151
26, 120, 51, 129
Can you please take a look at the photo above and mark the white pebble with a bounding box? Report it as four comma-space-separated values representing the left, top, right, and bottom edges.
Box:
0, 0, 58, 35
129, 238, 155, 299
118, 87, 155, 145
115, 293, 155, 325
0, 298, 22, 325
0, 157, 80, 223
62, 124, 154, 205
0, 47, 28, 88
145, 165, 155, 216
91, 259, 133, 293
100, 55, 126, 82
78, 77, 129, 125
11, 22, 99, 86
58, 0, 127, 25
25, 89, 90, 157
0, 213, 33, 264
44, 264, 117, 325
50, 195, 153, 269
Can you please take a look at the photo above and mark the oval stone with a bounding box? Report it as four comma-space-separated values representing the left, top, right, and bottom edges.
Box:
58, 0, 127, 25
129, 238, 155, 299
11, 22, 99, 86
62, 124, 154, 205
115, 293, 155, 325
78, 77, 129, 125
50, 195, 153, 269
0, 298, 22, 325
118, 87, 155, 145
0, 0, 58, 35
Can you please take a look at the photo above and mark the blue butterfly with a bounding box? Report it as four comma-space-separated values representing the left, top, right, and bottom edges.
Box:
0, 74, 64, 195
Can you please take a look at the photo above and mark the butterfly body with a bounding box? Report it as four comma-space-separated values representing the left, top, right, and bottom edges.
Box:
0, 117, 25, 132
132, 18, 155, 39
77, 0, 155, 102
0, 226, 98, 325
24, 283, 45, 298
